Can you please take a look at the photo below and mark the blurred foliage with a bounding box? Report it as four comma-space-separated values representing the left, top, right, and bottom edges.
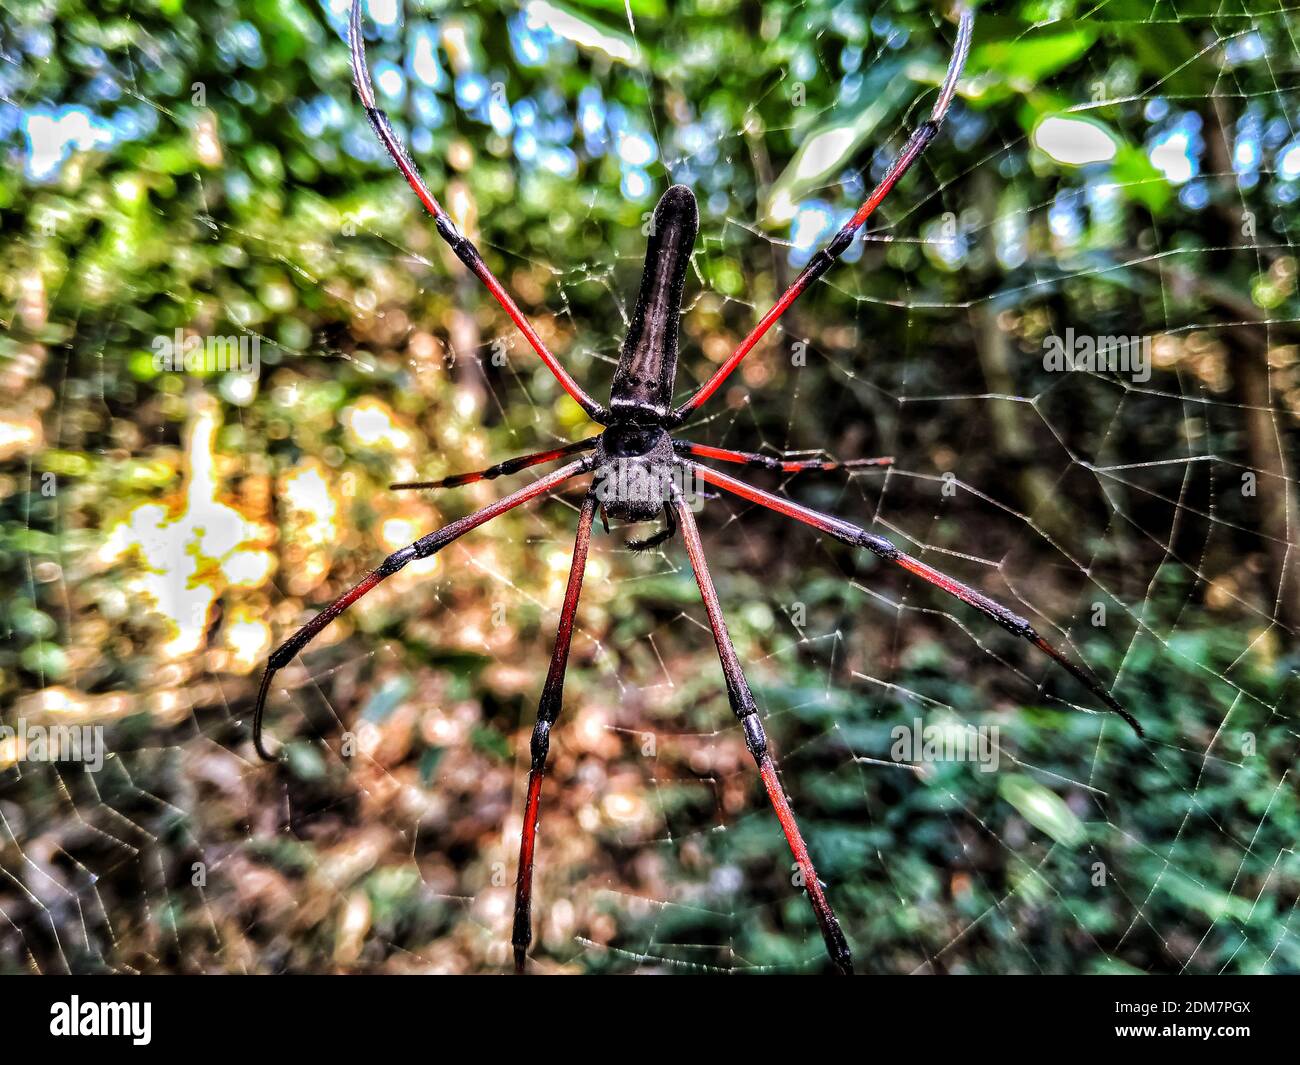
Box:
0, 0, 1297, 973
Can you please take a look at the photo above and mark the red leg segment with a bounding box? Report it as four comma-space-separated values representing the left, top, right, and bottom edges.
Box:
513, 490, 597, 972
671, 8, 974, 421
390, 438, 598, 491
252, 456, 597, 760
676, 441, 893, 474
687, 460, 1142, 737
349, 3, 608, 422
672, 488, 854, 975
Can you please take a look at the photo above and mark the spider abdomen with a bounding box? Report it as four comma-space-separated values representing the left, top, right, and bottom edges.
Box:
593, 425, 675, 523
610, 184, 698, 420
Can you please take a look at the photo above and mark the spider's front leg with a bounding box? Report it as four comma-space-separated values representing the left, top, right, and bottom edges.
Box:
349, 1, 609, 423
674, 440, 893, 474
390, 438, 598, 492
513, 489, 597, 973
670, 6, 974, 422
670, 483, 854, 975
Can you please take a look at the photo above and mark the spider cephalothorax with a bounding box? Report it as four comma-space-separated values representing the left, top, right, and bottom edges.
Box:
252, 4, 1141, 975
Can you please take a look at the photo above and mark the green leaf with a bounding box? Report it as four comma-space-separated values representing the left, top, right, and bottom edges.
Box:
967, 27, 1097, 88
419, 746, 446, 786
568, 0, 665, 19
1112, 22, 1204, 96
471, 726, 512, 762
1156, 869, 1257, 925
360, 675, 413, 724
764, 61, 909, 225
422, 649, 493, 674
1110, 144, 1172, 215
999, 774, 1087, 848
284, 741, 328, 781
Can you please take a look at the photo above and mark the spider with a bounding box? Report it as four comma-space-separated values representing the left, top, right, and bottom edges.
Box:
252, 3, 1141, 975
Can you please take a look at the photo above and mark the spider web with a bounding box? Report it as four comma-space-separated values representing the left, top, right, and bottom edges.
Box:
2, 0, 1299, 975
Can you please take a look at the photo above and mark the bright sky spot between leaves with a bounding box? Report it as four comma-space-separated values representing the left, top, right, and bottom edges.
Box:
1033, 115, 1118, 166
524, 0, 638, 66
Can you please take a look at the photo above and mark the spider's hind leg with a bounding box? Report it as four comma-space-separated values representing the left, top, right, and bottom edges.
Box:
513, 490, 598, 973
687, 459, 1143, 737
670, 486, 853, 975
626, 503, 677, 551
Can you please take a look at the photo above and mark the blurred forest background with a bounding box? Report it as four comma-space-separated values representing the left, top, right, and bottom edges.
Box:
1, 0, 1298, 974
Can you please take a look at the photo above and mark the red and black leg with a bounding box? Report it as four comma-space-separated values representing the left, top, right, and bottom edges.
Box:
670, 7, 974, 422
512, 489, 597, 972
675, 441, 893, 474
686, 460, 1143, 737
252, 456, 597, 760
390, 438, 598, 491
349, 3, 609, 422
672, 486, 854, 975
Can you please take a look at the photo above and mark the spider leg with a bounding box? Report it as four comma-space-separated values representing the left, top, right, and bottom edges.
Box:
390, 438, 598, 491
686, 460, 1143, 737
670, 6, 974, 422
673, 440, 893, 474
251, 456, 597, 760
625, 503, 677, 551
348, 3, 609, 423
671, 485, 853, 975
513, 489, 597, 973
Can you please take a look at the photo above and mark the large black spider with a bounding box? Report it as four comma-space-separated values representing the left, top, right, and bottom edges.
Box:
252, 3, 1140, 975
